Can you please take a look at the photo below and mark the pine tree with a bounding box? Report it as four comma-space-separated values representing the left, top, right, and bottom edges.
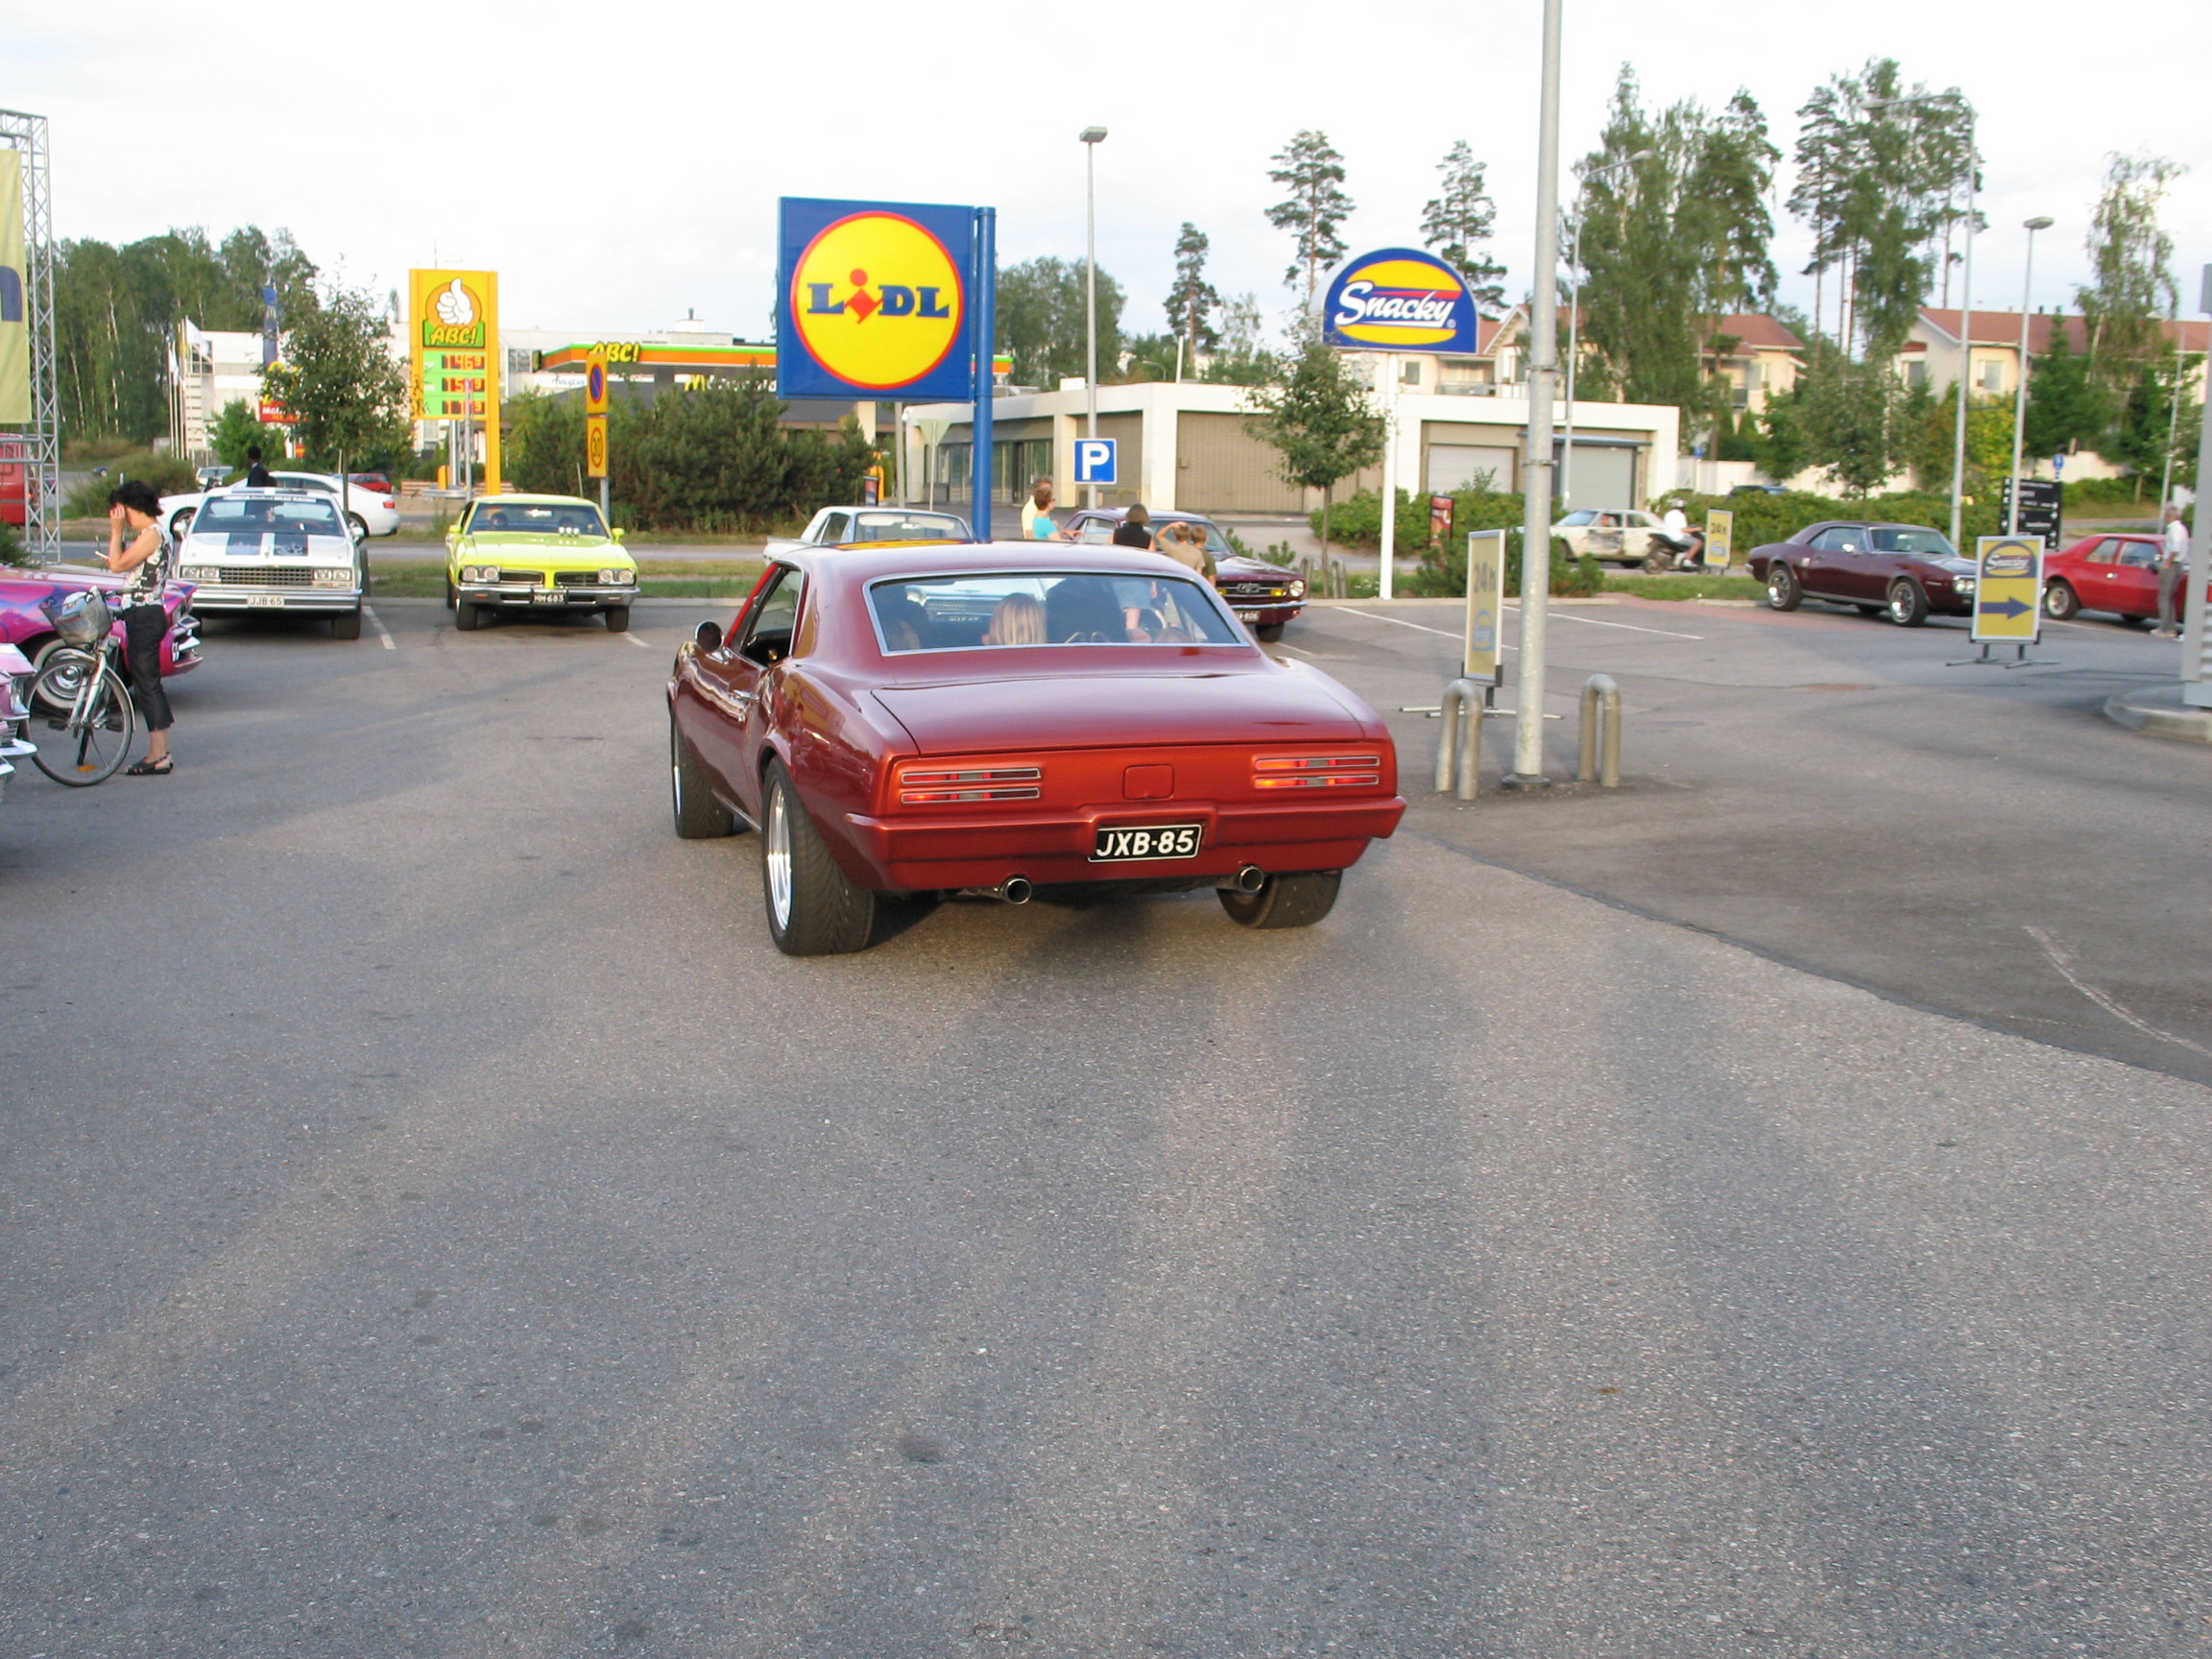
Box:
1419, 141, 1507, 316
2021, 324, 2106, 461
1163, 224, 1220, 367
1265, 131, 1354, 306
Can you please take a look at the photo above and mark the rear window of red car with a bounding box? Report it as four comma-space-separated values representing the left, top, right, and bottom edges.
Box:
869, 572, 1242, 652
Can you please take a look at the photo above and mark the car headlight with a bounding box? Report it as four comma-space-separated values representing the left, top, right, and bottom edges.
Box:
312, 567, 353, 587
1955, 577, 1977, 592
462, 565, 497, 583
180, 565, 216, 583
598, 566, 634, 585
1288, 579, 1307, 597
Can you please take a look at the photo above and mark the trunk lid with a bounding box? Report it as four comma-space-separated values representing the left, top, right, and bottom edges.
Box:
874, 667, 1369, 756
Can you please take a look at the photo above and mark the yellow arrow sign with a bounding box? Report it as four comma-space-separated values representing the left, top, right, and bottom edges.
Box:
1972, 536, 2043, 641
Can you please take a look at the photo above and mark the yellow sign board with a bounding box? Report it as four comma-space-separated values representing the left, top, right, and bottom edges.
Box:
1464, 529, 1508, 682
586, 414, 608, 480
1704, 508, 1734, 569
584, 348, 611, 417
409, 268, 501, 491
1971, 536, 2043, 641
0, 151, 27, 424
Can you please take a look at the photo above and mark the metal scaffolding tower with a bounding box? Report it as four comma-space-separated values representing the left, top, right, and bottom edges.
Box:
1, 109, 59, 562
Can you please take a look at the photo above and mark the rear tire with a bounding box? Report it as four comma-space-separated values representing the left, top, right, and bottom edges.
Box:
670, 715, 736, 839
1766, 563, 1802, 611
2042, 581, 2080, 620
761, 759, 875, 955
605, 606, 631, 633
1218, 870, 1341, 930
1887, 579, 1929, 627
1254, 621, 1285, 642
455, 601, 482, 632
331, 609, 362, 640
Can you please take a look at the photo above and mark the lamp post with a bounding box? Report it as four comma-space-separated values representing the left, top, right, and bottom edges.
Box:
1560, 149, 1653, 513
1080, 125, 1107, 509
2008, 216, 2054, 536
1506, 0, 1565, 789
1871, 90, 1975, 551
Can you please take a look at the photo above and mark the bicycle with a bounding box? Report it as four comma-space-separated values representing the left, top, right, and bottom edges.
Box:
30, 590, 136, 787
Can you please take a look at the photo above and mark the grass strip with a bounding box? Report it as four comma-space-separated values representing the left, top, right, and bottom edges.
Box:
1600, 572, 1767, 603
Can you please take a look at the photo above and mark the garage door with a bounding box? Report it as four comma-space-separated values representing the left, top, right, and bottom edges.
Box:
1427, 444, 1518, 493
1558, 442, 1639, 510
1176, 411, 1304, 514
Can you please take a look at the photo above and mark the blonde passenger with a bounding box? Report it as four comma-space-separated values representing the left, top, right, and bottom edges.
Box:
983, 592, 1047, 646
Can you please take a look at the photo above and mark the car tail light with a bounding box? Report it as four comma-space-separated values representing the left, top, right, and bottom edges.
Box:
1252, 754, 1382, 789
898, 763, 1042, 805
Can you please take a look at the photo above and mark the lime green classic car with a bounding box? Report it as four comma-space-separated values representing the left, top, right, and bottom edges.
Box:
445, 494, 638, 632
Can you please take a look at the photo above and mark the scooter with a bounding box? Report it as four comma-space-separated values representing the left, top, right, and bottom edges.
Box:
1642, 528, 1708, 572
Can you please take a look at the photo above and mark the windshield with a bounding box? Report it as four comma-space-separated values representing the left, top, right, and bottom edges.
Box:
869, 571, 1244, 651
843, 511, 967, 543
1073, 516, 1232, 554
194, 496, 345, 534
469, 502, 608, 536
1871, 526, 1957, 556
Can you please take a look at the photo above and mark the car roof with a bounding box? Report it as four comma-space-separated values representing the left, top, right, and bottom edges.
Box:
463, 493, 599, 507
208, 488, 336, 500
785, 540, 1202, 584
1070, 507, 1216, 522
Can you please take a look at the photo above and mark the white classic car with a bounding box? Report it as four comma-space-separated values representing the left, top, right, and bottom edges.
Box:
172, 491, 367, 639
160, 469, 400, 543
1552, 508, 1681, 567
763, 505, 972, 559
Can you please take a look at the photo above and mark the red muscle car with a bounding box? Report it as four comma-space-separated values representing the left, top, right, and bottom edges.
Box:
666, 542, 1405, 954
2040, 533, 2182, 623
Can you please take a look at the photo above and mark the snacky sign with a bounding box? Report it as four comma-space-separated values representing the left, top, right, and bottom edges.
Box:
1322, 249, 1479, 354
778, 199, 977, 401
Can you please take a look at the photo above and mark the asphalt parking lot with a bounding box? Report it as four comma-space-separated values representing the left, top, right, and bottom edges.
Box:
2, 595, 2208, 1657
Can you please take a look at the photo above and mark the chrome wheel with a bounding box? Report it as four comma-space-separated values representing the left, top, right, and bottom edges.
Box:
764, 781, 794, 929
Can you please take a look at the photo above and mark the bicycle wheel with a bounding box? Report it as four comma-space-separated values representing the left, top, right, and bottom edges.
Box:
32, 663, 135, 786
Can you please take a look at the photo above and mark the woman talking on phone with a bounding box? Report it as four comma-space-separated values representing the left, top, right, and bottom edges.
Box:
103, 479, 177, 776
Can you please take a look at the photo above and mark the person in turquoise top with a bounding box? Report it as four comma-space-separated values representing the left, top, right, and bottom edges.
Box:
1022, 478, 1064, 541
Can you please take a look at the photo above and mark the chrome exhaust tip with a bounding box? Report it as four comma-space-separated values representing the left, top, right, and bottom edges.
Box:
1233, 864, 1266, 895
999, 877, 1033, 905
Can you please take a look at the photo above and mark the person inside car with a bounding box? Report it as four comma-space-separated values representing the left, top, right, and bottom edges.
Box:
983, 593, 1046, 646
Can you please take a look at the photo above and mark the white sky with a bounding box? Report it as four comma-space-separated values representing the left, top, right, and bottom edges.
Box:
10, 0, 2210, 347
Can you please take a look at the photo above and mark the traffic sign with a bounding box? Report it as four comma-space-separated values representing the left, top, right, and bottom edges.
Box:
1073, 438, 1118, 486
1998, 476, 2063, 550
1704, 508, 1735, 569
1971, 536, 2043, 642
585, 414, 608, 480
1464, 529, 1507, 683
585, 349, 611, 417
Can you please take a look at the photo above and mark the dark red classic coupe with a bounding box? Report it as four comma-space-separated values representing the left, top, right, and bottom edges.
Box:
666, 543, 1405, 955
1746, 520, 1979, 626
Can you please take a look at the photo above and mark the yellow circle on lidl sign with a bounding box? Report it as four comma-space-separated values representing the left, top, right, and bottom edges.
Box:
791, 213, 965, 391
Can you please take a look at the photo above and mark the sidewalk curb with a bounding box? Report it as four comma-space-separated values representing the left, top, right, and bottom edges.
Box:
2102, 686, 2212, 744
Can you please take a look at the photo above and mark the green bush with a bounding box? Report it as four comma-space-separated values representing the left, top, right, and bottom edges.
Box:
1662, 488, 2002, 556
60, 450, 197, 517
0, 519, 27, 566
505, 380, 875, 532
2062, 475, 2153, 508
1313, 483, 1524, 549
1402, 526, 1603, 598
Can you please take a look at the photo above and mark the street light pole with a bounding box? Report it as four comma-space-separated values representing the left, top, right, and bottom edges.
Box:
1559, 149, 1651, 514
1080, 126, 1107, 509
1506, 0, 1565, 788
2008, 216, 2053, 537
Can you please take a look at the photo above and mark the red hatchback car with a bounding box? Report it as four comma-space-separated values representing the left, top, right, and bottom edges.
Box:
2040, 533, 2181, 624
666, 543, 1404, 954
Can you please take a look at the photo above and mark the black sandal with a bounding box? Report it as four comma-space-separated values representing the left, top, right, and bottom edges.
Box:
125, 757, 174, 777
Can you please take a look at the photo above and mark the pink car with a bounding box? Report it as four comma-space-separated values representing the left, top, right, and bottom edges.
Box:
0, 565, 203, 681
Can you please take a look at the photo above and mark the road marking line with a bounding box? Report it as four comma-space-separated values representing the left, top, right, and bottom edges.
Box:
1502, 604, 1705, 640
364, 606, 397, 651
2025, 925, 2212, 1058
622, 632, 651, 648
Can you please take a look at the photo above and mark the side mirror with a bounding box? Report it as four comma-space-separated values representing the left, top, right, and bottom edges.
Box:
612, 527, 626, 543
695, 619, 724, 653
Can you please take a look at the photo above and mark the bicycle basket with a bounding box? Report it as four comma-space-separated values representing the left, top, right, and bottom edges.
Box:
47, 589, 113, 647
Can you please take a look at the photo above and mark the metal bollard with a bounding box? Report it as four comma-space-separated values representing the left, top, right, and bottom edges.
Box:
1434, 677, 1483, 801
1578, 673, 1622, 787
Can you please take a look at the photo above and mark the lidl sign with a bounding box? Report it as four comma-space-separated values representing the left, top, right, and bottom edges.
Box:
778, 198, 976, 400
1323, 248, 1479, 354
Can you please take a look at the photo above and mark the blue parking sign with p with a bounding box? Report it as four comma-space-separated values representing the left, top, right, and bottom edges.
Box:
1073, 438, 1118, 485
